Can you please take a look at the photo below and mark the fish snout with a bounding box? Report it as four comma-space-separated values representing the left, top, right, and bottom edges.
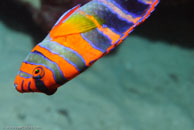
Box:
14, 73, 31, 93
14, 80, 23, 93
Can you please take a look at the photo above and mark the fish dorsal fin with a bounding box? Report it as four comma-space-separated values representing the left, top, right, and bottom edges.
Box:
50, 5, 101, 38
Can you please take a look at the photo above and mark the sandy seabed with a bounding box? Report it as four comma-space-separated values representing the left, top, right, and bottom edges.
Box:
0, 21, 194, 130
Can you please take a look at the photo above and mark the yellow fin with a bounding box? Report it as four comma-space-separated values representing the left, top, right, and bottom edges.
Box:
50, 12, 102, 38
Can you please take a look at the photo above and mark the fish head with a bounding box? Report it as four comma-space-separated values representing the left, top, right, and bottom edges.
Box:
14, 52, 61, 95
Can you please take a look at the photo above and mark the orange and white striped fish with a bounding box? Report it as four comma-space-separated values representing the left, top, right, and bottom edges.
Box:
14, 0, 159, 95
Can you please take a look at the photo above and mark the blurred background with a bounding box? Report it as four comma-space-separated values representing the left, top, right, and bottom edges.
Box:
0, 0, 194, 130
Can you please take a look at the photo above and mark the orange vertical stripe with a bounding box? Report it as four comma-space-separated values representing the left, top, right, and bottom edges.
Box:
53, 34, 103, 66
32, 45, 80, 80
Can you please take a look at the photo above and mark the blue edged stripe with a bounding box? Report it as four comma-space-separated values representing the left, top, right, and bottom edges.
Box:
19, 71, 31, 78
81, 28, 112, 52
97, 0, 137, 23
24, 51, 67, 85
81, 33, 104, 52
80, 1, 133, 34
111, 0, 149, 16
39, 40, 86, 72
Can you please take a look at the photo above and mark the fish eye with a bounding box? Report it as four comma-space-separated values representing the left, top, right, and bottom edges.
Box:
35, 69, 39, 74
32, 67, 45, 79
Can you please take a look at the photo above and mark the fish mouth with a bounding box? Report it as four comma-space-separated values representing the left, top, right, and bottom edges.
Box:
14, 80, 26, 93
14, 75, 57, 95
14, 82, 22, 93
14, 83, 18, 90
14, 73, 31, 93
14, 83, 17, 88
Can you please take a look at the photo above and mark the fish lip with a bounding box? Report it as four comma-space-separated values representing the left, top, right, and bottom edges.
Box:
14, 83, 18, 89
14, 82, 23, 93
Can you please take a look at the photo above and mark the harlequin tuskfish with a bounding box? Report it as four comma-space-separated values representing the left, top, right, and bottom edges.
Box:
14, 0, 159, 95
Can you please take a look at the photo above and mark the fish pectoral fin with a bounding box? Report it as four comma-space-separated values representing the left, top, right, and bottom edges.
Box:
50, 8, 102, 38
54, 4, 81, 26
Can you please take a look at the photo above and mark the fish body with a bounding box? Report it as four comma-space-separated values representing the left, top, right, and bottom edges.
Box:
14, 0, 159, 95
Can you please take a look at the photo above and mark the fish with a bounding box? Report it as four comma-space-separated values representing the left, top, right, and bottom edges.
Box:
14, 0, 159, 95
